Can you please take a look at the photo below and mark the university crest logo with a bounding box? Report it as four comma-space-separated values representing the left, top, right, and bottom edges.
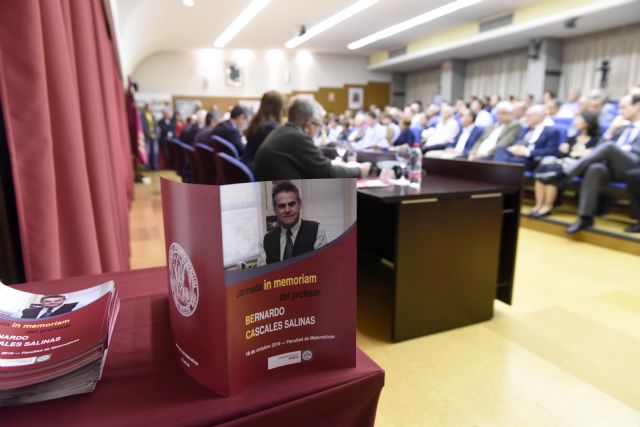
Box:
168, 242, 199, 317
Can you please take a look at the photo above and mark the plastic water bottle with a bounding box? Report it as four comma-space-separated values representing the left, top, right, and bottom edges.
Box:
408, 143, 423, 188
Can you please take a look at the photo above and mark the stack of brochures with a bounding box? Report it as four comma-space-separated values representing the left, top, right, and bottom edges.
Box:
0, 281, 119, 406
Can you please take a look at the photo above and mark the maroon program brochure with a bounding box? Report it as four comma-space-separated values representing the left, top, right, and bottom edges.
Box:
0, 281, 119, 406
161, 178, 357, 396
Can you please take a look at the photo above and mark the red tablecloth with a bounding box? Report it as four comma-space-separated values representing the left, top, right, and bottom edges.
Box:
1, 268, 384, 427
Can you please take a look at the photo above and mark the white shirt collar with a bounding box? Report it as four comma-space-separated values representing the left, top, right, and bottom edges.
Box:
280, 217, 302, 239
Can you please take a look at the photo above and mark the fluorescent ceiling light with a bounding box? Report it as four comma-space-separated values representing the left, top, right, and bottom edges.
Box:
285, 0, 379, 49
214, 0, 271, 48
348, 0, 482, 50
182, 0, 194, 7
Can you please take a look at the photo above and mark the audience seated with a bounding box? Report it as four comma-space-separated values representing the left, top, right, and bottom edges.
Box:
160, 82, 638, 235
530, 111, 600, 218
193, 113, 216, 146
211, 105, 248, 157
468, 101, 520, 161
512, 101, 528, 126
254, 97, 370, 180
180, 109, 206, 145
470, 99, 494, 128
336, 117, 352, 142
565, 94, 640, 233
380, 113, 400, 146
422, 104, 459, 149
347, 113, 367, 144
489, 95, 501, 115
425, 104, 440, 128
354, 112, 389, 150
409, 101, 424, 127
242, 91, 283, 168
558, 89, 581, 118
394, 118, 416, 147
426, 109, 482, 159
543, 99, 561, 126
493, 105, 560, 170
325, 114, 343, 143
586, 91, 616, 131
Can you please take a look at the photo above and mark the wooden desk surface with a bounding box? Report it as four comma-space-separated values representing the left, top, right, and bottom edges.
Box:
358, 174, 517, 204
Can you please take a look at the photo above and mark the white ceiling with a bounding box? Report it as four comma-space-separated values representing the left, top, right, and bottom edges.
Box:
112, 0, 640, 75
112, 0, 537, 73
370, 0, 640, 71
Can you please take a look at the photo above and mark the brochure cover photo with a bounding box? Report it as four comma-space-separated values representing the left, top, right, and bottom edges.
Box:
161, 178, 357, 395
0, 281, 119, 406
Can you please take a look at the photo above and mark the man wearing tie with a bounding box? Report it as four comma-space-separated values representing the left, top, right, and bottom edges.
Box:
257, 182, 326, 266
492, 104, 560, 170
21, 295, 78, 319
468, 101, 521, 160
565, 94, 640, 233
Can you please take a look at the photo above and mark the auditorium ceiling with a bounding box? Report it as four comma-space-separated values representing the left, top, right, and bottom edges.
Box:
112, 0, 535, 72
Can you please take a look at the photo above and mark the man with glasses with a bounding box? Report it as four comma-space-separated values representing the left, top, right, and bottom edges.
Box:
254, 97, 370, 180
492, 104, 560, 170
468, 102, 521, 160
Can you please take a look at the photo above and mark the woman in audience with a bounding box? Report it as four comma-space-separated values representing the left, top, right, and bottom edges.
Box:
530, 111, 600, 217
242, 90, 284, 168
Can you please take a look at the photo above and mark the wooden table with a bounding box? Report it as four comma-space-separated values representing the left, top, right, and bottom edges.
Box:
356, 157, 523, 341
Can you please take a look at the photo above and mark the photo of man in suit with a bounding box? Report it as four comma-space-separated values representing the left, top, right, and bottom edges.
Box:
257, 182, 327, 266
21, 295, 78, 319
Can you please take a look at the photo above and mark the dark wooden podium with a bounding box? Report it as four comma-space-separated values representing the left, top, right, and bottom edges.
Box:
357, 157, 523, 341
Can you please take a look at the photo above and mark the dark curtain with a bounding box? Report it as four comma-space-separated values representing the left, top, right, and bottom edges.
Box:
0, 102, 24, 284
0, 0, 133, 281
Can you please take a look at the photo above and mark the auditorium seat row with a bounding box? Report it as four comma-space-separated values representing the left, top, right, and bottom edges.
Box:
167, 137, 254, 185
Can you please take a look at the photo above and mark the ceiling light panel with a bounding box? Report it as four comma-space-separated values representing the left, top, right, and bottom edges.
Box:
348, 0, 482, 50
214, 0, 271, 48
285, 0, 379, 49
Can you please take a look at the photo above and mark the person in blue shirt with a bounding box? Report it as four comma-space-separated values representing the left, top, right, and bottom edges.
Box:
394, 118, 416, 147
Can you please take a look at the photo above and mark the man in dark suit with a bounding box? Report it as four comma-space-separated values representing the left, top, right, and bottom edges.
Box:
626, 167, 640, 233
257, 182, 326, 266
254, 97, 370, 180
425, 109, 483, 158
193, 113, 215, 146
211, 105, 248, 156
21, 295, 78, 319
493, 104, 560, 170
157, 109, 175, 169
468, 101, 521, 160
566, 94, 640, 233
180, 109, 207, 145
